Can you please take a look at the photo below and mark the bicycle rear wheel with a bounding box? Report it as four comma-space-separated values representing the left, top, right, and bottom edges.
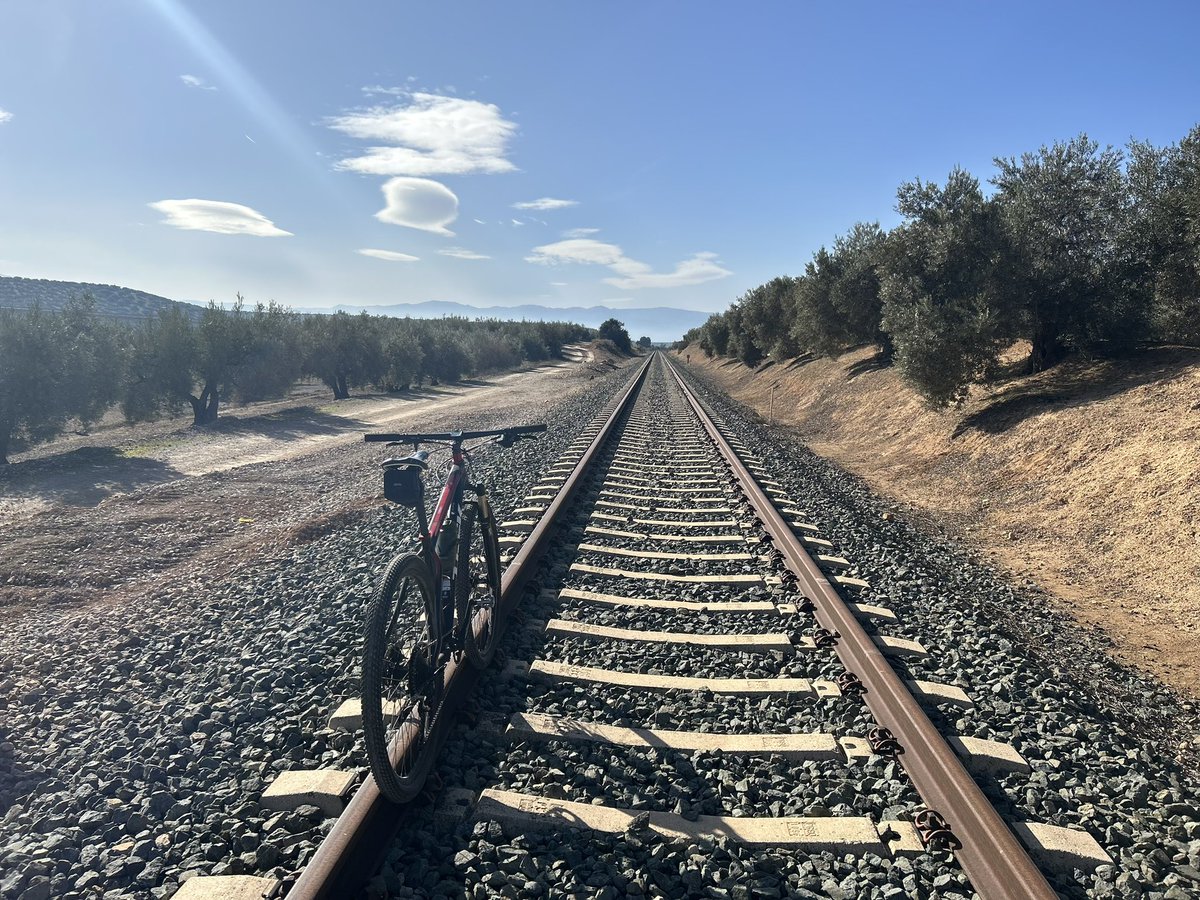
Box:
456, 500, 502, 668
362, 552, 438, 803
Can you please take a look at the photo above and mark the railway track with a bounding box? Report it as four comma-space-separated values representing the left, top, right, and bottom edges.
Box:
178, 353, 1112, 900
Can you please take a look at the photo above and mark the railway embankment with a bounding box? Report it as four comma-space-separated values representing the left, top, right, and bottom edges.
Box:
674, 344, 1200, 700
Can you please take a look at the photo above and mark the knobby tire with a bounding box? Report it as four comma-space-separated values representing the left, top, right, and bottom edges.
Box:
362, 552, 438, 804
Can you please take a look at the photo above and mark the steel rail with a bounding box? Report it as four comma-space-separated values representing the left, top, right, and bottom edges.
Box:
288, 355, 654, 900
664, 355, 1057, 900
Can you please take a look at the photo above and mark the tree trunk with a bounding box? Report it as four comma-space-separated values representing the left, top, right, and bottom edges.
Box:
190, 382, 221, 426
323, 375, 349, 400
875, 330, 895, 365
1027, 322, 1065, 373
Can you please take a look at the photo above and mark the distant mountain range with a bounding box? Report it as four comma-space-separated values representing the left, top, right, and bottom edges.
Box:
333, 301, 708, 342
0, 277, 708, 341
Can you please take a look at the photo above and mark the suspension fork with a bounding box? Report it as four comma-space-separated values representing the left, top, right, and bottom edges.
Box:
474, 481, 492, 521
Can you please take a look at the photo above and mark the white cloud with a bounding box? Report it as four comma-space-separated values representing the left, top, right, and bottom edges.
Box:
180, 74, 217, 91
0, 108, 12, 124
526, 239, 732, 290
148, 199, 291, 236
550, 282, 568, 287
527, 239, 627, 268
438, 247, 490, 260
328, 92, 517, 177
563, 227, 599, 238
375, 177, 458, 235
357, 248, 419, 262
606, 251, 733, 290
513, 197, 577, 211
510, 219, 524, 227
361, 85, 408, 97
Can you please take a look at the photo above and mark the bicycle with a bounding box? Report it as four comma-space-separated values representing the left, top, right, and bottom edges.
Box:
360, 424, 546, 802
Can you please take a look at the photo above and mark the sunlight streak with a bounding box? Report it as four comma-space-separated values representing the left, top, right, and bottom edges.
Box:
145, 0, 325, 182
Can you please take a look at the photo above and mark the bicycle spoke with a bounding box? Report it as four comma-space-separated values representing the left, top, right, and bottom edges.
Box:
384, 580, 412, 641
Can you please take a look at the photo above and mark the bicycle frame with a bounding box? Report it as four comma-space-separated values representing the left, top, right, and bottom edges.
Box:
366, 424, 539, 649
408, 443, 495, 643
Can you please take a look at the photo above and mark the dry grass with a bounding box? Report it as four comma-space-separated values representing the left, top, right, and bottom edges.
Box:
677, 344, 1200, 697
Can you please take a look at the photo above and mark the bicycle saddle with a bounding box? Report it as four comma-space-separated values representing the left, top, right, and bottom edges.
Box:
382, 451, 429, 470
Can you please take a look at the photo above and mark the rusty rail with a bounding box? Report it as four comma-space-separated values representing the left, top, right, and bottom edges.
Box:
664, 356, 1057, 900
287, 355, 652, 900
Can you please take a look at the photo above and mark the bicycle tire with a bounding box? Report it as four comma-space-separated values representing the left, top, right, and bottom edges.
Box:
362, 552, 438, 804
456, 501, 502, 668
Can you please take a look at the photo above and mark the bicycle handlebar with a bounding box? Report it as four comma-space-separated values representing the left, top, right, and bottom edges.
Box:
364, 423, 547, 444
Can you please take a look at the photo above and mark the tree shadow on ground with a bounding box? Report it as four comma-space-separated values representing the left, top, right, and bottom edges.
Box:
0, 446, 182, 507
320, 386, 445, 404
844, 350, 890, 380
204, 407, 376, 439
952, 346, 1200, 438
784, 353, 817, 369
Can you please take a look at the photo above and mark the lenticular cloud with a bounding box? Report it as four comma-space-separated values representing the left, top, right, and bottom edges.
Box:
148, 199, 291, 236
375, 178, 459, 235
526, 239, 731, 289
357, 248, 419, 262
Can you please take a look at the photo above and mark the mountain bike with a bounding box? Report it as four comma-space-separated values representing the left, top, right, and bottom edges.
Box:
361, 424, 546, 802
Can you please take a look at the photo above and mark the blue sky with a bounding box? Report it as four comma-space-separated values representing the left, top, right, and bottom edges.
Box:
1, 1, 1198, 316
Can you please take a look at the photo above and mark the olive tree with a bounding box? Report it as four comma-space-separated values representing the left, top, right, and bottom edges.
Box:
879, 168, 1008, 405
0, 299, 121, 463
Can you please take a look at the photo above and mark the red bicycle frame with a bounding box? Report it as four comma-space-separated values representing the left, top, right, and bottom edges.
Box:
413, 446, 469, 637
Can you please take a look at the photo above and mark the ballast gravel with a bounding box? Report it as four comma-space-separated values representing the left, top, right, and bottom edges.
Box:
0, 363, 635, 900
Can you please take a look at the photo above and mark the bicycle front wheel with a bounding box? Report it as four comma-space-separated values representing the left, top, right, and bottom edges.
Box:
362, 552, 438, 803
457, 500, 502, 668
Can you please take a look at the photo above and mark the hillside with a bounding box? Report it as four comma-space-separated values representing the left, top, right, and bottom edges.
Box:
676, 343, 1200, 697
335, 301, 707, 343
0, 276, 205, 322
